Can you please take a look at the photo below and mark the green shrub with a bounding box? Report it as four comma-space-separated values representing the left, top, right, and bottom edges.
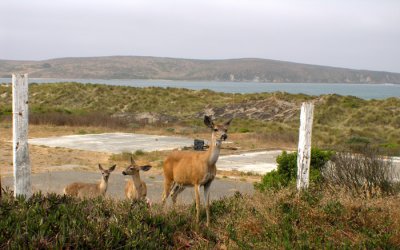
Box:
238, 128, 251, 133
255, 148, 334, 191
254, 170, 284, 191
134, 150, 146, 156
276, 151, 297, 185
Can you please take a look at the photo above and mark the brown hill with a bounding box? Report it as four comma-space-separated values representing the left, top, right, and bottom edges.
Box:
1, 56, 400, 83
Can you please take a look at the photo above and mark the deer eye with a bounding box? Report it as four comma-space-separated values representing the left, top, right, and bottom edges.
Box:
213, 128, 218, 132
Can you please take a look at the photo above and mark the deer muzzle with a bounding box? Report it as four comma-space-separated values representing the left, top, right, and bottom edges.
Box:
220, 134, 228, 141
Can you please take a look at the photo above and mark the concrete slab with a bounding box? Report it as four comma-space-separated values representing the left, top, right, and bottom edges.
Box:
218, 150, 283, 174
29, 133, 194, 153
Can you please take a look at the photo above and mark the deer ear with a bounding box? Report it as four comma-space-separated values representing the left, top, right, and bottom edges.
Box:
98, 164, 104, 171
204, 115, 214, 128
140, 165, 152, 171
130, 156, 135, 165
224, 117, 233, 126
109, 164, 116, 172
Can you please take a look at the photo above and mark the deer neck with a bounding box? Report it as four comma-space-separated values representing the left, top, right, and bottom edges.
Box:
131, 173, 142, 191
207, 133, 222, 166
99, 177, 108, 194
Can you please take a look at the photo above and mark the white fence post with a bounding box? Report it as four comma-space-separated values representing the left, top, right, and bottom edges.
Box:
296, 102, 314, 191
12, 74, 32, 198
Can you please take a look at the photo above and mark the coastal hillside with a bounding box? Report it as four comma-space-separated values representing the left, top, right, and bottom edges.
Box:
1, 56, 400, 83
0, 82, 399, 152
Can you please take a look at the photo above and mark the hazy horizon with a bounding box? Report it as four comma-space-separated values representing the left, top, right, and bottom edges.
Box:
1, 0, 399, 73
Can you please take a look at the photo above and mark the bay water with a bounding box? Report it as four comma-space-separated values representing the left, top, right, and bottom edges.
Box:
1, 78, 399, 99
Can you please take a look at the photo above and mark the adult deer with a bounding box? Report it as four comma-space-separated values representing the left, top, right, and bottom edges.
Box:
122, 157, 152, 200
162, 115, 232, 226
64, 164, 116, 198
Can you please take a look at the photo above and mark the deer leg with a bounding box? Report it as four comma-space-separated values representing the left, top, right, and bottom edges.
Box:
171, 184, 185, 205
194, 184, 201, 225
204, 182, 212, 227
162, 180, 174, 204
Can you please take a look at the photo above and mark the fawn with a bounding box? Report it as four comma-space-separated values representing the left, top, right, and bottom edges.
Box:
122, 157, 152, 200
64, 164, 116, 198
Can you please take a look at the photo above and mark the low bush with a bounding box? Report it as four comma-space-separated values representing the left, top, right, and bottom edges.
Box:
323, 148, 400, 197
0, 192, 196, 249
255, 148, 334, 191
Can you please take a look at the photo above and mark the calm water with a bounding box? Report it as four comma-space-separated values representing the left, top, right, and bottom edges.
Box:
1, 78, 399, 100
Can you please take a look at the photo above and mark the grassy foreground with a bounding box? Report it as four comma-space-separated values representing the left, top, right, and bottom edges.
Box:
1, 187, 399, 249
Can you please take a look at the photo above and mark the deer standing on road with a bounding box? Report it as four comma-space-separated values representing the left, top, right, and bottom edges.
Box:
162, 115, 232, 226
122, 157, 152, 200
64, 164, 116, 198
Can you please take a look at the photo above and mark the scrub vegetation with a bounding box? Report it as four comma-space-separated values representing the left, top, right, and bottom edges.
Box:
0, 82, 399, 153
1, 186, 399, 249
1, 82, 399, 248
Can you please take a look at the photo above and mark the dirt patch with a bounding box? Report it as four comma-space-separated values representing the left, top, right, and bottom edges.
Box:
0, 124, 113, 176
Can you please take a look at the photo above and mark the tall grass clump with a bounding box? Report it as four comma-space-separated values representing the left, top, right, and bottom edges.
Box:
323, 148, 400, 198
29, 112, 129, 129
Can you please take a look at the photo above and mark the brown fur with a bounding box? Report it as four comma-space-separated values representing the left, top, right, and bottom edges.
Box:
64, 164, 116, 198
122, 157, 152, 200
162, 116, 232, 226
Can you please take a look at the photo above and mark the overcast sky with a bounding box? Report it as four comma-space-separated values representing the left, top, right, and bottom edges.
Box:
1, 0, 399, 73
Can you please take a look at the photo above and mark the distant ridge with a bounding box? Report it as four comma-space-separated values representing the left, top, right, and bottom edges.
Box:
1, 56, 399, 83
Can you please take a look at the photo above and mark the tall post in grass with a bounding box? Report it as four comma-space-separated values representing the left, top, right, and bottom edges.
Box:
296, 102, 314, 191
12, 74, 32, 198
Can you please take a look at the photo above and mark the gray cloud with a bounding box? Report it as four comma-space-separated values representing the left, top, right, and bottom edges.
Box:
1, 0, 399, 72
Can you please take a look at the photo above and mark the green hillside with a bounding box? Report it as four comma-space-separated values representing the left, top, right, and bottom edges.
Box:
0, 82, 399, 153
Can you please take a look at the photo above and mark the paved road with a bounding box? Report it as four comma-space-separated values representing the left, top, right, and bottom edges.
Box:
1, 171, 254, 204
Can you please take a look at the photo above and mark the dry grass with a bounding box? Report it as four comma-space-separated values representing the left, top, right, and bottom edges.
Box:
0, 123, 114, 176
209, 188, 400, 248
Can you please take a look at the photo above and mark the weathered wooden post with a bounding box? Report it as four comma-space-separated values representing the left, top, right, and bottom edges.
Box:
12, 74, 32, 198
296, 102, 314, 191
